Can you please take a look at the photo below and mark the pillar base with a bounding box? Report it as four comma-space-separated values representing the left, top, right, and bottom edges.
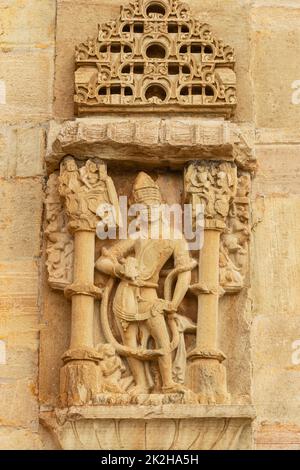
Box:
186, 355, 230, 405
60, 350, 102, 407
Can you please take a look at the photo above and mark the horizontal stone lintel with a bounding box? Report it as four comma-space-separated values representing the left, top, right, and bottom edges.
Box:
51, 404, 256, 422
47, 117, 256, 173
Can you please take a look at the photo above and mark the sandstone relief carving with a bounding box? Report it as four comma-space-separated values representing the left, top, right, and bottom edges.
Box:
45, 173, 74, 290
43, 161, 254, 449
59, 156, 119, 233
185, 162, 251, 295
220, 173, 251, 293
185, 161, 237, 404
75, 0, 236, 116
45, 161, 253, 408
96, 172, 197, 398
57, 169, 201, 407
184, 161, 237, 224
41, 0, 256, 451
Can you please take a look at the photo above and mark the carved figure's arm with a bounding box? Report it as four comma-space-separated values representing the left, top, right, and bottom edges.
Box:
95, 239, 135, 279
171, 239, 193, 310
172, 271, 191, 310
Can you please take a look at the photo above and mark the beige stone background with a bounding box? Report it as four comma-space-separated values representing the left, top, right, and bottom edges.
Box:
0, 0, 300, 449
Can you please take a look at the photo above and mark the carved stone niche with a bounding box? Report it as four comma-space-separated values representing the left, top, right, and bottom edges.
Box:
41, 0, 257, 451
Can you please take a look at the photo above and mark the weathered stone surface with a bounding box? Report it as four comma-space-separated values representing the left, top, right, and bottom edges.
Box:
0, 127, 9, 176
251, 4, 300, 129
256, 423, 300, 450
0, 0, 55, 47
251, 195, 300, 424
0, 179, 43, 259
0, 259, 40, 378
0, 124, 46, 177
41, 405, 255, 450
0, 427, 43, 450
0, 0, 54, 452
253, 145, 300, 196
39, 285, 71, 407
54, 0, 120, 119
189, 0, 252, 123
46, 118, 256, 173
0, 379, 38, 431
0, 49, 54, 122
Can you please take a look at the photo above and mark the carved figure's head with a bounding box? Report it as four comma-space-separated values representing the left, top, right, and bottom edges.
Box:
86, 160, 98, 174
62, 156, 78, 173
132, 172, 162, 207
96, 343, 116, 358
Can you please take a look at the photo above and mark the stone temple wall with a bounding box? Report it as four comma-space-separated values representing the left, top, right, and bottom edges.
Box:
0, 0, 300, 450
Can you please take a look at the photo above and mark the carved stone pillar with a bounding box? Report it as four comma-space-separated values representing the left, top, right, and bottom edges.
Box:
67, 231, 97, 349
58, 157, 119, 407
185, 161, 237, 404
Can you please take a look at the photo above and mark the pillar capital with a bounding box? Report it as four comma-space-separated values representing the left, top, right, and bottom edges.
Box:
184, 160, 238, 227
58, 156, 120, 233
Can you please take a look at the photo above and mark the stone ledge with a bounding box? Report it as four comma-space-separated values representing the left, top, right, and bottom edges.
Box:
46, 117, 256, 173
49, 404, 256, 422
40, 405, 255, 450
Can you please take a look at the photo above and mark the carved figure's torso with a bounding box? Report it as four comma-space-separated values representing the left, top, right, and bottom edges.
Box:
110, 237, 188, 323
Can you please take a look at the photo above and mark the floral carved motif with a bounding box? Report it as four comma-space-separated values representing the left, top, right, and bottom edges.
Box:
75, 0, 236, 116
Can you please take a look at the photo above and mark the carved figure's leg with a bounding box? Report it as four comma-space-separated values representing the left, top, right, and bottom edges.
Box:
147, 315, 187, 394
139, 323, 154, 391
118, 321, 149, 394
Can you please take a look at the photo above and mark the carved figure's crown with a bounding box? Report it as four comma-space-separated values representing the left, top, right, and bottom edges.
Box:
132, 172, 161, 204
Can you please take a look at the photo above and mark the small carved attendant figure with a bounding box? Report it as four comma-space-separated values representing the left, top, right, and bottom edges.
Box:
96, 173, 195, 395
80, 160, 102, 189
97, 343, 127, 394
59, 156, 83, 219
60, 156, 82, 195
189, 164, 215, 218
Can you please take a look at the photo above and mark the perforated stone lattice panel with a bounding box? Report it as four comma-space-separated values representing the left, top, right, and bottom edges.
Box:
74, 0, 236, 116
